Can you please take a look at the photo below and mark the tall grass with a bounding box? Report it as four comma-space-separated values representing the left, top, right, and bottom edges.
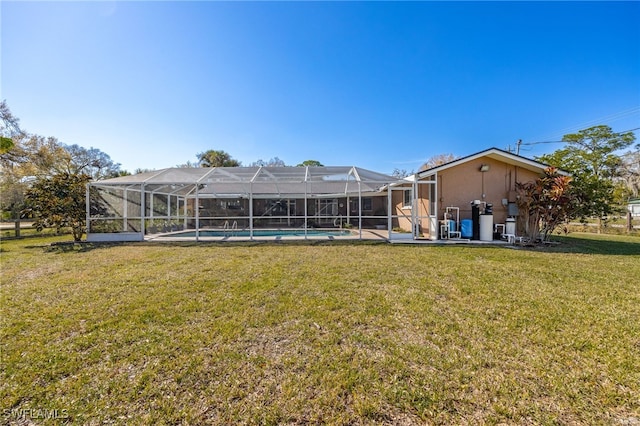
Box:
1, 234, 639, 424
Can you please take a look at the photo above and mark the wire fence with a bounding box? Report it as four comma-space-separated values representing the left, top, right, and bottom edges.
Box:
0, 221, 72, 239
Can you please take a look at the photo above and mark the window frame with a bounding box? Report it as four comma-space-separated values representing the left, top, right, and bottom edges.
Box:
402, 189, 412, 209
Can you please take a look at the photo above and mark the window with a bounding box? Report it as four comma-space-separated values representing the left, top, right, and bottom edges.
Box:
225, 199, 243, 210
362, 197, 372, 211
317, 199, 338, 216
349, 198, 372, 213
403, 189, 412, 208
265, 199, 296, 216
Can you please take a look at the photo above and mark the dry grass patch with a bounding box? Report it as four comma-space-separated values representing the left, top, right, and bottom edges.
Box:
1, 234, 639, 424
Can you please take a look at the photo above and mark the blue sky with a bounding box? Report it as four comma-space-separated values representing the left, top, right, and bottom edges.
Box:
2, 1, 639, 174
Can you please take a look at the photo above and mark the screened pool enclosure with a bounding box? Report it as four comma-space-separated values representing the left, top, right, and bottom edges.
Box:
87, 166, 401, 241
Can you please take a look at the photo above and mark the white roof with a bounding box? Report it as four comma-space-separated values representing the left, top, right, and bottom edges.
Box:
92, 166, 399, 197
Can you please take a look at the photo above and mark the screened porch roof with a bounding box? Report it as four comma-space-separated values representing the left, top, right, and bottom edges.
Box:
92, 166, 399, 198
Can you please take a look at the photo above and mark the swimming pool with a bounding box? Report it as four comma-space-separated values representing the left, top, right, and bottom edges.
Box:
158, 229, 353, 238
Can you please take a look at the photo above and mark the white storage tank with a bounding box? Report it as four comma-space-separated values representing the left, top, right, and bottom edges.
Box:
479, 214, 494, 241
506, 217, 516, 235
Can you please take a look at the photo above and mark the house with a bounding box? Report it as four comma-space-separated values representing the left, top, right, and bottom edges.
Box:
629, 199, 640, 217
390, 147, 567, 240
86, 148, 563, 242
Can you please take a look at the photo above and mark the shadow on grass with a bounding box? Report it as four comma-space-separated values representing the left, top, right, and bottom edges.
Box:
19, 233, 638, 255
35, 240, 215, 254
23, 238, 387, 254
538, 234, 640, 255
34, 241, 131, 254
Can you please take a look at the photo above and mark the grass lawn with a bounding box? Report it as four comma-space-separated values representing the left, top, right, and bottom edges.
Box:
1, 233, 639, 425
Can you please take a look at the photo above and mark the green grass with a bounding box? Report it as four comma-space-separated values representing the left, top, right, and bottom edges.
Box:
1, 234, 639, 424
566, 215, 640, 237
1, 226, 69, 239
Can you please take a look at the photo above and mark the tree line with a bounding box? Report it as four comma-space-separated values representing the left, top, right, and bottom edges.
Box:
195, 149, 323, 168
536, 125, 638, 227
515, 125, 638, 241
1, 102, 123, 222
0, 101, 325, 239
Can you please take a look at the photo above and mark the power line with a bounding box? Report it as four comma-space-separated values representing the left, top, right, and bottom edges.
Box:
559, 108, 640, 133
525, 126, 640, 145
524, 106, 640, 142
513, 127, 640, 155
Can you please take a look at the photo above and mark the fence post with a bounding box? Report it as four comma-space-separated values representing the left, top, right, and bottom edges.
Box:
628, 211, 633, 233
14, 220, 20, 238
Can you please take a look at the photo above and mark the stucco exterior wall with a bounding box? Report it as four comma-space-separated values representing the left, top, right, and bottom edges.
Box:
434, 157, 541, 227
416, 180, 433, 237
389, 183, 435, 237
391, 189, 410, 232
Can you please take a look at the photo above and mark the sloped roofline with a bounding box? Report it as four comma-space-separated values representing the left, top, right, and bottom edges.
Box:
415, 147, 571, 178
92, 166, 397, 185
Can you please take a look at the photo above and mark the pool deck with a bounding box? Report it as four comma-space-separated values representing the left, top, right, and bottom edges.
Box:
146, 229, 515, 245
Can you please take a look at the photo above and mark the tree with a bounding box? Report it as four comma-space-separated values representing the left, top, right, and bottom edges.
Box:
133, 168, 156, 174
618, 148, 640, 199
0, 136, 121, 217
0, 136, 13, 154
536, 125, 636, 228
22, 172, 91, 241
197, 150, 241, 167
60, 144, 121, 180
250, 157, 286, 167
0, 100, 22, 155
0, 134, 69, 218
297, 160, 324, 167
0, 102, 122, 219
516, 167, 575, 242
175, 160, 198, 168
2, 134, 70, 176
419, 153, 459, 171
392, 168, 413, 178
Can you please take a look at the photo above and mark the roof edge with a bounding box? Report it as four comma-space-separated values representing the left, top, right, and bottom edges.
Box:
416, 147, 571, 177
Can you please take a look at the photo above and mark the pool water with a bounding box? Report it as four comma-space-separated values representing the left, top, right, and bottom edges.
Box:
158, 229, 353, 238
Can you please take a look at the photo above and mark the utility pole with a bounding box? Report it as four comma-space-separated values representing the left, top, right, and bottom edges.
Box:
516, 139, 522, 155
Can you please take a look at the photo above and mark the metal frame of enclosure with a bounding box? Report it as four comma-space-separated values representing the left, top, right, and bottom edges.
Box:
388, 173, 439, 241
87, 166, 400, 242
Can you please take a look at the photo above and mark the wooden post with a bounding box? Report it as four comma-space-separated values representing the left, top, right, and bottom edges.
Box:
628, 211, 633, 233
15, 220, 20, 238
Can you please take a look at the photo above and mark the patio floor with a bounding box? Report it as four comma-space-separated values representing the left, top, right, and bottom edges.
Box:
146, 228, 515, 245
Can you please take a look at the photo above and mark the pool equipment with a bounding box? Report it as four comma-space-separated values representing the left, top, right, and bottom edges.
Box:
460, 219, 473, 238
441, 206, 461, 239
479, 214, 493, 241
471, 200, 481, 240
479, 202, 494, 241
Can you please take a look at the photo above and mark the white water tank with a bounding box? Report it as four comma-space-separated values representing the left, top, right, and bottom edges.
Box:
479, 214, 493, 241
506, 217, 516, 235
